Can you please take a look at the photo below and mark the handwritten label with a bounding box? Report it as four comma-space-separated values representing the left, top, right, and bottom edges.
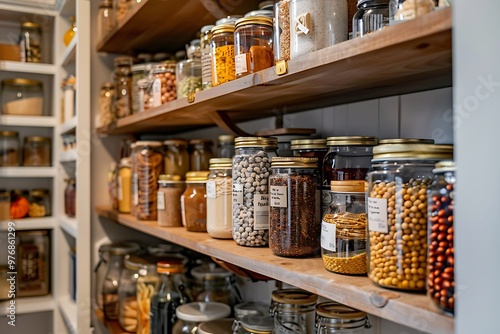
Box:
270, 186, 287, 208
206, 180, 216, 199
235, 54, 248, 76
157, 191, 165, 211
232, 184, 243, 205
254, 194, 269, 230
368, 197, 389, 233
321, 221, 336, 252
152, 77, 161, 107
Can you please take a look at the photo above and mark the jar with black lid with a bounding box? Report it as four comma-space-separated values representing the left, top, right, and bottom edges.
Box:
270, 289, 318, 334
352, 0, 390, 38
315, 302, 371, 333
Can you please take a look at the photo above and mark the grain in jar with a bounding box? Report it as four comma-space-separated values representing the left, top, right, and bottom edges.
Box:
367, 143, 453, 291
97, 0, 115, 42
181, 171, 209, 232
210, 24, 236, 86
389, 0, 435, 23
234, 17, 274, 77
206, 158, 232, 239
270, 289, 317, 334
152, 61, 176, 107
200, 25, 215, 90
176, 40, 202, 99
99, 82, 115, 127
0, 131, 20, 166
157, 175, 185, 227
315, 302, 371, 333
274, 0, 291, 62
136, 261, 160, 334
28, 189, 51, 218
23, 136, 51, 166
1, 78, 43, 116
163, 139, 189, 178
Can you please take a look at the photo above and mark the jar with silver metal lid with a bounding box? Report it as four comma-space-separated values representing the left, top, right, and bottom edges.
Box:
315, 302, 371, 333
270, 289, 318, 334
352, 0, 390, 38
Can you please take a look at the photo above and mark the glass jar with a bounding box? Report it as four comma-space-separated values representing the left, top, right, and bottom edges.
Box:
233, 301, 270, 333
64, 16, 77, 46
215, 16, 243, 26
0, 131, 20, 166
118, 157, 131, 213
210, 24, 236, 86
232, 137, 278, 247
152, 61, 177, 107
99, 82, 115, 127
289, 0, 348, 59
114, 56, 133, 119
206, 158, 232, 239
217, 135, 235, 159
28, 189, 51, 218
315, 302, 371, 333
16, 230, 50, 297
63, 75, 76, 122
131, 141, 164, 220
291, 138, 327, 177
173, 302, 231, 334
321, 181, 367, 275
191, 264, 241, 308
352, 0, 390, 38
389, 0, 435, 24
157, 175, 186, 227
136, 261, 160, 334
367, 143, 453, 291
234, 17, 273, 77
98, 0, 115, 42
64, 178, 76, 217
1, 78, 43, 116
274, 0, 291, 63
137, 79, 150, 112
234, 301, 269, 320
200, 25, 215, 90
323, 136, 378, 214
427, 161, 455, 314
164, 139, 190, 178
269, 157, 321, 257
270, 289, 318, 334
189, 139, 214, 171
181, 171, 209, 232
197, 319, 234, 333
132, 62, 154, 113
115, 0, 132, 22
20, 22, 42, 63
0, 189, 10, 220
235, 315, 274, 334
176, 39, 202, 99
22, 136, 51, 166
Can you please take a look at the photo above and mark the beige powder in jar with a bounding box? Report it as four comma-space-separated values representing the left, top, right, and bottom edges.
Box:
3, 97, 43, 116
157, 178, 186, 227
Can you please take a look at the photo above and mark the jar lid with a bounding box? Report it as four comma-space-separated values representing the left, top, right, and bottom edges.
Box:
271, 289, 318, 305
316, 302, 367, 321
191, 264, 232, 280
24, 136, 50, 142
378, 138, 434, 145
176, 302, 231, 322
64, 178, 76, 184
218, 134, 235, 143
153, 63, 169, 74
234, 136, 278, 148
157, 256, 186, 274
21, 21, 41, 29
372, 143, 454, 160
124, 254, 153, 271
163, 139, 188, 146
0, 131, 19, 137
258, 0, 274, 10
357, 0, 390, 7
101, 82, 114, 89
234, 301, 269, 318
1, 78, 43, 87
326, 136, 378, 146
240, 315, 274, 332
434, 160, 456, 173
215, 15, 243, 26
290, 139, 327, 150
158, 174, 183, 182
133, 140, 163, 147
244, 10, 274, 18
212, 24, 236, 35
99, 0, 113, 8
330, 180, 366, 193
31, 188, 49, 194
132, 63, 150, 72
185, 171, 210, 181
201, 25, 215, 34
114, 57, 132, 67
120, 157, 131, 168
189, 139, 213, 146
235, 16, 273, 28
98, 242, 141, 255
197, 318, 234, 334
29, 189, 48, 197
271, 157, 318, 168
209, 158, 232, 170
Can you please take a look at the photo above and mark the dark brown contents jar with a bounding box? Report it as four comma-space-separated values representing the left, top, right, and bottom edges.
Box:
181, 171, 209, 232
23, 136, 51, 166
64, 178, 76, 217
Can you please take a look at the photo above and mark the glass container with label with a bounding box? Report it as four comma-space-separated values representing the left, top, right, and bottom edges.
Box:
152, 61, 177, 108
157, 175, 186, 227
16, 230, 50, 297
389, 0, 435, 24
232, 137, 278, 247
274, 0, 291, 63
367, 143, 453, 291
200, 25, 215, 90
315, 302, 371, 333
176, 39, 202, 99
164, 139, 190, 178
172, 302, 231, 334
99, 82, 115, 127
206, 158, 232, 239
181, 171, 209, 232
132, 62, 155, 113
352, 0, 390, 38
269, 157, 320, 257
189, 139, 214, 171
114, 57, 133, 119
210, 24, 236, 86
0, 131, 20, 166
217, 135, 235, 159
20, 22, 42, 63
117, 157, 131, 213
270, 289, 318, 334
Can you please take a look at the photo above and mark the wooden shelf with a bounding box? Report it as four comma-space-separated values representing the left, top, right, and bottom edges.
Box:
0, 61, 57, 75
96, 0, 262, 54
97, 8, 452, 136
0, 115, 57, 127
96, 206, 454, 334
0, 295, 55, 315
0, 167, 56, 178
0, 217, 57, 230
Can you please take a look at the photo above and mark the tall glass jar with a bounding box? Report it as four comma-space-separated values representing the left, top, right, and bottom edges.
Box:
181, 171, 209, 232
367, 143, 453, 291
200, 25, 215, 90
114, 57, 133, 119
289, 0, 348, 59
176, 40, 202, 99
389, 0, 435, 24
191, 264, 241, 308
210, 24, 236, 86
136, 261, 160, 334
98, 0, 115, 42
152, 61, 177, 107
232, 137, 278, 247
427, 161, 455, 314
20, 22, 42, 63
234, 17, 273, 77
291, 138, 327, 196
269, 157, 320, 257
321, 181, 367, 275
216, 135, 235, 159
157, 175, 186, 227
270, 289, 318, 334
99, 82, 115, 127
315, 302, 371, 333
117, 157, 131, 213
274, 0, 291, 63
189, 139, 214, 171
0, 131, 19, 166
207, 158, 233, 239
64, 178, 76, 217
352, 0, 390, 38
132, 62, 154, 113
163, 139, 189, 178
172, 302, 231, 334
23, 136, 51, 166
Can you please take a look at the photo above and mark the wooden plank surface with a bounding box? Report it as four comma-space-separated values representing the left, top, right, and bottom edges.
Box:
96, 206, 454, 334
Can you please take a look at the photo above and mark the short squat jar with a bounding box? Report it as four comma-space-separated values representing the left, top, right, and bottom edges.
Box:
172, 302, 231, 334
181, 171, 209, 232
23, 136, 51, 166
210, 24, 236, 86
315, 302, 371, 333
0, 131, 20, 166
352, 0, 390, 38
206, 158, 233, 239
163, 139, 189, 178
270, 289, 318, 334
269, 157, 320, 257
367, 143, 453, 291
232, 137, 278, 247
157, 175, 186, 227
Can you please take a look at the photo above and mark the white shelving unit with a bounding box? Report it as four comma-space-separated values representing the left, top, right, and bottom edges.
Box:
59, 149, 78, 163
60, 216, 77, 238
59, 115, 77, 135
0, 167, 56, 177
58, 295, 77, 334
0, 60, 57, 74
0, 295, 56, 316
0, 217, 58, 230
0, 115, 57, 127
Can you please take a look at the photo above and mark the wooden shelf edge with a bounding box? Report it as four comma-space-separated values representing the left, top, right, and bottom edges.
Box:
96, 206, 454, 334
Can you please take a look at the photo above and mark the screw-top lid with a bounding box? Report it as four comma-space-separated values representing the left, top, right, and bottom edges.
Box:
215, 15, 243, 26
133, 140, 163, 148
114, 56, 133, 66
163, 139, 188, 147
158, 174, 183, 182
101, 82, 114, 89
316, 302, 367, 320
156, 255, 186, 274
326, 136, 378, 146
271, 157, 318, 168
189, 139, 213, 146
234, 136, 278, 149
378, 138, 434, 145
185, 171, 210, 182
29, 189, 49, 197
1, 78, 43, 87
433, 160, 456, 173
21, 21, 41, 29
176, 302, 231, 322
290, 138, 327, 150
330, 180, 366, 193
211, 23, 236, 35
124, 254, 153, 271
271, 289, 318, 305
235, 16, 273, 28
0, 131, 19, 137
244, 10, 274, 19
99, 0, 113, 8
197, 318, 234, 334
24, 136, 50, 143
240, 315, 274, 332
209, 158, 232, 170
191, 264, 232, 280
98, 242, 141, 255
372, 143, 453, 160
218, 134, 235, 143
201, 25, 215, 34
258, 0, 274, 9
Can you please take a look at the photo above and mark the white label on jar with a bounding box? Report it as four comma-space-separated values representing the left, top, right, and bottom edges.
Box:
254, 194, 269, 230
180, 195, 186, 227
117, 176, 123, 201
270, 186, 287, 208
233, 184, 243, 205
138, 88, 145, 113
368, 197, 389, 233
235, 54, 248, 75
321, 221, 336, 252
157, 191, 165, 211
206, 180, 216, 199
132, 173, 138, 206
201, 53, 212, 84
152, 77, 162, 107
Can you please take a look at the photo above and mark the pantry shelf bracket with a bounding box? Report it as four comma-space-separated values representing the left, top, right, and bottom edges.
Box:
210, 110, 253, 137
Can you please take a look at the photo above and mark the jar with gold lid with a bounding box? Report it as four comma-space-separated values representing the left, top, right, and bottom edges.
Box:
189, 139, 213, 171
270, 288, 318, 334
0, 131, 20, 166
210, 24, 236, 86
157, 175, 186, 227
315, 302, 371, 333
152, 61, 176, 107
20, 21, 42, 63
181, 171, 209, 232
206, 158, 232, 239
1, 78, 43, 116
23, 136, 51, 166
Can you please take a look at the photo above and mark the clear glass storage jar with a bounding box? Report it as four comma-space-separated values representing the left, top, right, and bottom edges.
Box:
181, 171, 209, 232
200, 25, 215, 90
152, 61, 177, 107
0, 189, 9, 220
189, 139, 214, 171
197, 319, 234, 334
207, 158, 232, 239
98, 0, 115, 42
367, 143, 453, 291
217, 135, 235, 159
291, 138, 327, 182
28, 189, 51, 218
173, 302, 231, 334
136, 261, 161, 334
235, 315, 274, 334
315, 302, 371, 333
164, 139, 190, 178
234, 17, 273, 77
389, 0, 435, 24
191, 264, 241, 308
274, 0, 291, 62
289, 0, 348, 59
64, 178, 76, 217
269, 157, 321, 257
177, 39, 202, 98
232, 137, 278, 247
132, 62, 154, 113
23, 136, 51, 166
99, 82, 115, 127
0, 131, 20, 166
16, 230, 50, 297
115, 0, 132, 22
210, 24, 236, 86
157, 175, 186, 227
321, 181, 367, 275
427, 161, 455, 314
114, 57, 133, 119
117, 157, 131, 213
352, 0, 390, 38
1, 78, 43, 116
270, 289, 318, 334
20, 22, 42, 63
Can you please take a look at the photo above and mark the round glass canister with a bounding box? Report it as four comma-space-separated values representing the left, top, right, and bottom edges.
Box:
0, 131, 20, 166
157, 175, 186, 227
132, 62, 154, 113
367, 143, 453, 291
428, 160, 455, 314
99, 82, 115, 127
181, 171, 209, 232
200, 25, 215, 90
189, 139, 214, 171
315, 302, 371, 333
20, 22, 42, 63
1, 78, 43, 116
234, 17, 273, 77
270, 289, 318, 334
136, 260, 161, 334
176, 39, 202, 99
197, 319, 234, 334
274, 0, 291, 63
233, 302, 270, 333
269, 157, 321, 257
28, 189, 50, 218
206, 158, 232, 239
23, 136, 51, 166
216, 135, 235, 159
236, 314, 274, 334
152, 61, 177, 107
232, 137, 278, 247
289, 0, 348, 59
321, 180, 367, 275
164, 139, 190, 178
210, 24, 236, 87
173, 302, 231, 334
389, 0, 435, 24
114, 57, 133, 119
352, 0, 390, 38
191, 264, 241, 308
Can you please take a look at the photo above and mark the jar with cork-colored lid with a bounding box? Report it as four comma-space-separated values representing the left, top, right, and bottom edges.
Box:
270, 288, 318, 334
315, 301, 371, 333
